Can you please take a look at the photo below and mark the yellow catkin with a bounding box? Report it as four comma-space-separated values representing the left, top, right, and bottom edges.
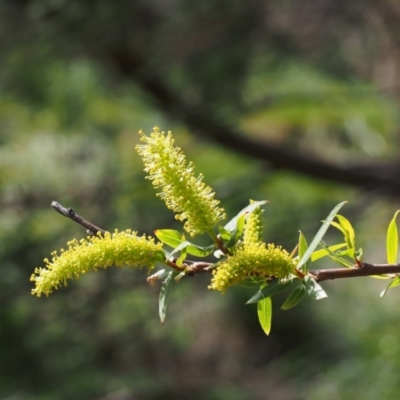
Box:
209, 243, 296, 293
243, 201, 264, 246
31, 230, 164, 297
136, 127, 225, 236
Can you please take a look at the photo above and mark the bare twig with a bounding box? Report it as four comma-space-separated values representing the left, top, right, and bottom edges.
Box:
51, 201, 106, 236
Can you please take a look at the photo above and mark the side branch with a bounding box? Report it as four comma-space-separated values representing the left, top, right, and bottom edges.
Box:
51, 201, 106, 236
49, 202, 400, 282
311, 263, 400, 282
183, 262, 400, 281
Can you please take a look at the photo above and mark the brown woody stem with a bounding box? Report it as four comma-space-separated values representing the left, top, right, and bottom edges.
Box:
51, 201, 106, 236
311, 263, 400, 282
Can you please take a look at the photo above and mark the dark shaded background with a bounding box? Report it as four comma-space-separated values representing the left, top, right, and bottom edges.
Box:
2, 1, 400, 399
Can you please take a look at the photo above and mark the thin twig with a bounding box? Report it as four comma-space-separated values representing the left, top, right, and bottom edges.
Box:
51, 201, 106, 235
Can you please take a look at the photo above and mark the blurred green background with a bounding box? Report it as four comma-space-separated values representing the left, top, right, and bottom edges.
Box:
2, 1, 400, 399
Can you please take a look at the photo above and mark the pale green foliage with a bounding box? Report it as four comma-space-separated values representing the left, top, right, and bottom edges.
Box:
381, 210, 400, 297
386, 210, 400, 264
297, 201, 347, 270
257, 297, 272, 335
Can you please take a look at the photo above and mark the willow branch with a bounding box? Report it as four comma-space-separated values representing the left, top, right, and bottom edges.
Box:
50, 202, 400, 282
182, 262, 400, 281
51, 201, 106, 236
311, 263, 400, 282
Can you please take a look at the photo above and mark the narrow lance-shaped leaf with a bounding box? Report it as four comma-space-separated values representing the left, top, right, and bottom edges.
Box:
171, 241, 214, 258
281, 286, 306, 310
246, 280, 292, 304
225, 213, 246, 248
223, 200, 268, 232
302, 275, 328, 300
311, 243, 347, 262
380, 276, 400, 299
159, 271, 174, 325
174, 271, 186, 282
176, 246, 187, 267
154, 229, 183, 248
218, 226, 232, 243
318, 241, 354, 268
257, 297, 272, 335
386, 210, 400, 264
147, 268, 170, 284
335, 215, 355, 248
297, 201, 347, 271
298, 231, 308, 272
186, 243, 215, 257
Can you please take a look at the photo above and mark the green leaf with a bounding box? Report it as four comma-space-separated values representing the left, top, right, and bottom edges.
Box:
327, 254, 354, 268
236, 277, 267, 288
330, 221, 345, 235
155, 249, 168, 263
225, 212, 246, 248
219, 202, 264, 250
355, 248, 363, 263
302, 275, 328, 300
154, 229, 183, 248
336, 248, 356, 259
224, 200, 268, 232
257, 297, 272, 335
298, 231, 308, 271
246, 280, 292, 304
171, 241, 214, 258
218, 226, 232, 243
148, 268, 169, 282
174, 271, 186, 282
380, 276, 400, 298
176, 246, 187, 267
335, 215, 356, 258
159, 271, 174, 325
297, 201, 347, 271
311, 243, 347, 261
331, 214, 356, 260
281, 286, 306, 310
386, 210, 400, 264
187, 243, 215, 257
318, 242, 354, 268
370, 275, 392, 280
170, 241, 187, 265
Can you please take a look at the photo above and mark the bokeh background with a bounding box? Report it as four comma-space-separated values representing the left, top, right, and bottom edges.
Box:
2, 1, 400, 399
